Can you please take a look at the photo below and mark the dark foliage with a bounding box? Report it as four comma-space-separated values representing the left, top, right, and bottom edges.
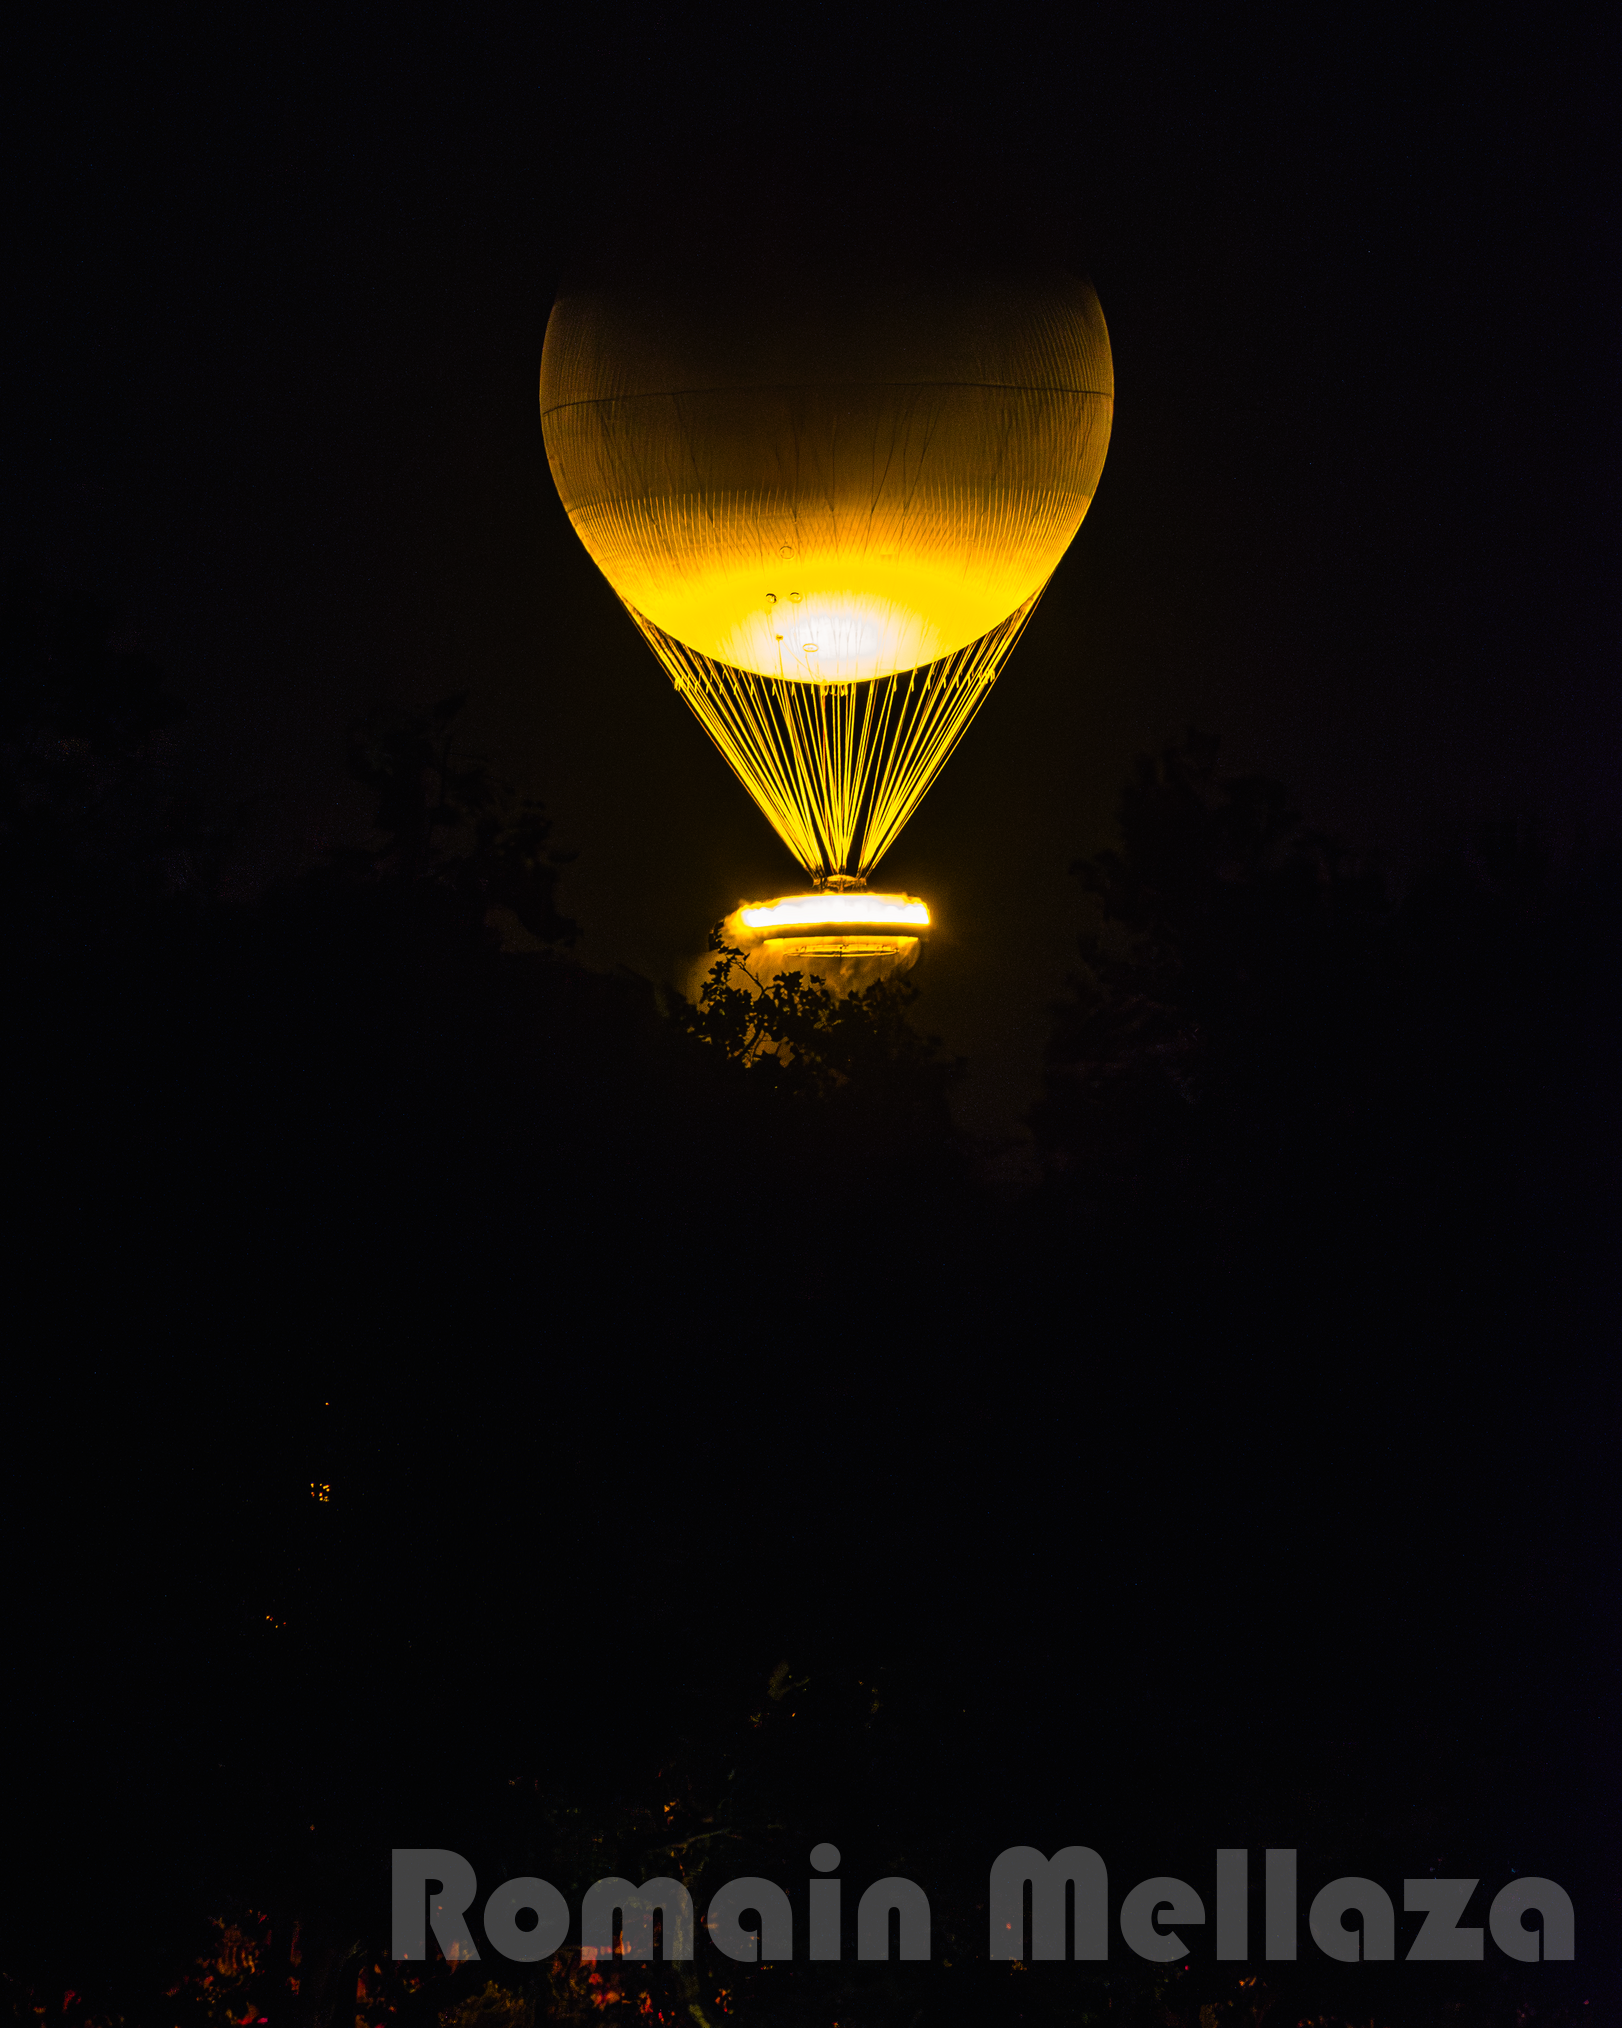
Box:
1033, 732, 1618, 1340
682, 931, 964, 1148
0, 570, 212, 947
342, 694, 578, 950
3, 590, 1615, 2028
1, 578, 977, 1334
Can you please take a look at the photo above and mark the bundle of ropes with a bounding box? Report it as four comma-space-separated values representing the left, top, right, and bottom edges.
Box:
626, 591, 1043, 884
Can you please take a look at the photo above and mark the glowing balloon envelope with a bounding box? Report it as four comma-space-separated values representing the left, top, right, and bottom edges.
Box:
541, 264, 1112, 882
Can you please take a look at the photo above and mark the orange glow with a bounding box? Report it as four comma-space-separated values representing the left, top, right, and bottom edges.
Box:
541, 273, 1112, 686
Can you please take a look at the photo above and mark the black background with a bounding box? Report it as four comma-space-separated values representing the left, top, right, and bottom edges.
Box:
3, 7, 1617, 2023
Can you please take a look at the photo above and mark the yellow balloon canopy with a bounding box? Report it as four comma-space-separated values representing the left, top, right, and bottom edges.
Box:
541, 264, 1112, 881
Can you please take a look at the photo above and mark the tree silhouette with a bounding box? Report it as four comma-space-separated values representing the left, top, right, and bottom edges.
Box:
7, 584, 1614, 2028
342, 694, 577, 949
1032, 729, 1619, 1363
1033, 730, 1389, 1218
683, 928, 961, 1118
0, 569, 216, 956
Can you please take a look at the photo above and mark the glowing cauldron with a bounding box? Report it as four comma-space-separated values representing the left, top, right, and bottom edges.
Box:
723, 889, 930, 994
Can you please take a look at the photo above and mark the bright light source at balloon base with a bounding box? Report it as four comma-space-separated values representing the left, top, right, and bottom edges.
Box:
739, 893, 930, 935
724, 891, 931, 993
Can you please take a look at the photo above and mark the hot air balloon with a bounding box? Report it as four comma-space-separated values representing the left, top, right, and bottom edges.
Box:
539, 250, 1112, 973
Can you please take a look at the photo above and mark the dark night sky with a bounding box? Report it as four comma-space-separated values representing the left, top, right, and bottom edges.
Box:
3, 22, 1620, 2016
3, 8, 1616, 1134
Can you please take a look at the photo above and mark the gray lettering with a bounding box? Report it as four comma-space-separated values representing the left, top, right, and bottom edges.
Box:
391, 1849, 480, 1963
1403, 1879, 1482, 1961
1489, 1878, 1574, 1962
809, 1845, 840, 1960
1309, 1877, 1395, 1962
707, 1878, 792, 1963
1265, 1850, 1296, 1961
1120, 1876, 1205, 1962
484, 1878, 570, 1963
856, 1877, 930, 1961
988, 1845, 1108, 1960
1216, 1849, 1247, 1960
581, 1877, 694, 1961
